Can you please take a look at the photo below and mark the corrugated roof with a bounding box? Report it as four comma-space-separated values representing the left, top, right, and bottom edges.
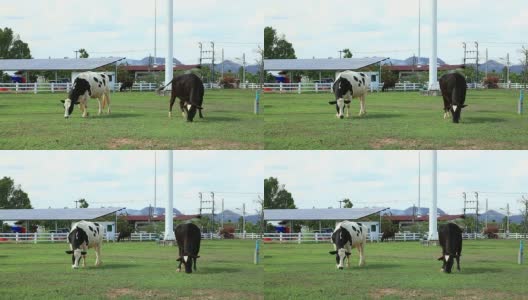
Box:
0, 207, 125, 221
264, 57, 389, 71
386, 214, 465, 222
264, 207, 389, 221
386, 65, 464, 72
0, 57, 125, 71
125, 215, 200, 221
124, 64, 200, 72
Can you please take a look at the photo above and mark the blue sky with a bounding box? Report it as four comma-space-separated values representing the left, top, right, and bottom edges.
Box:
0, 0, 263, 64
264, 151, 528, 215
0, 151, 263, 215
264, 0, 528, 64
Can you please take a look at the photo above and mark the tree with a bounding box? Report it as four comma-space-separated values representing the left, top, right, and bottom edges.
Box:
0, 177, 32, 209
0, 27, 32, 59
264, 177, 296, 209
78, 48, 89, 58
78, 198, 89, 208
342, 48, 353, 58
263, 26, 296, 59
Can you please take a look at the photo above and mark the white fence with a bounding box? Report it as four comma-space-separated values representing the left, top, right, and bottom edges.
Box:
261, 232, 528, 244
0, 82, 263, 94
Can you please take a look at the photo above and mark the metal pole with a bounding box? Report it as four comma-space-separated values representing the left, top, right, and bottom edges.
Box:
428, 0, 438, 90
507, 53, 510, 87
475, 192, 479, 234
485, 48, 488, 79
418, 0, 421, 66
485, 198, 488, 230
417, 152, 421, 216
164, 150, 175, 241
154, 0, 157, 66
221, 48, 224, 79
243, 203, 246, 239
243, 53, 246, 87
429, 150, 438, 241
221, 198, 224, 228
165, 0, 174, 88
154, 152, 157, 216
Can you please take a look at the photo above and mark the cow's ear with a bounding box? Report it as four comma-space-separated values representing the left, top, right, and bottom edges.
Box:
65, 250, 73, 254
437, 256, 444, 261
329, 251, 337, 255
328, 101, 337, 105
81, 251, 87, 255
60, 100, 65, 103
176, 257, 182, 261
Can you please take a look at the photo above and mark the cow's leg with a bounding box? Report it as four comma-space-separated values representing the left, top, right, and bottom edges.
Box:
97, 98, 102, 115
456, 255, 460, 271
81, 97, 89, 118
359, 96, 366, 116
180, 99, 187, 118
358, 244, 366, 267
105, 92, 111, 114
169, 95, 177, 118
95, 245, 102, 266
198, 109, 204, 119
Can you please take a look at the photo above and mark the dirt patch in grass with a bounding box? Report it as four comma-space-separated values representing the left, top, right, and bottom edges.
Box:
369, 138, 433, 149
370, 288, 435, 299
106, 288, 171, 299
177, 289, 263, 300
108, 138, 262, 150
445, 289, 522, 300
108, 138, 169, 150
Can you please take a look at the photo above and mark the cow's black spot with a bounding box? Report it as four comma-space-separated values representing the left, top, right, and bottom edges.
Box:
96, 227, 99, 234
357, 222, 363, 226
98, 84, 102, 88
94, 222, 99, 226
360, 73, 365, 77
353, 76, 359, 82
88, 226, 94, 232
359, 227, 363, 233
102, 78, 106, 85
357, 232, 359, 236
93, 77, 99, 83
351, 227, 357, 232
362, 78, 365, 85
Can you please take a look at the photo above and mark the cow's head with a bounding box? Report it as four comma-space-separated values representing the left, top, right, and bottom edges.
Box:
60, 98, 78, 118
328, 227, 352, 270
183, 102, 203, 122
329, 78, 352, 119
450, 104, 467, 123
438, 255, 455, 273
177, 255, 200, 273
65, 227, 88, 269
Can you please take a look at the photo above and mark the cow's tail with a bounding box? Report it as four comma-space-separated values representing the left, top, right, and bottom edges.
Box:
157, 80, 172, 93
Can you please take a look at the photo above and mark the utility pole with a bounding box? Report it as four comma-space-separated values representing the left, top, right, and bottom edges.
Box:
475, 42, 480, 84
74, 50, 79, 59
198, 42, 203, 66
475, 192, 479, 234
154, 0, 157, 66
338, 50, 344, 59
221, 48, 224, 79
242, 203, 246, 239
485, 198, 488, 230
485, 48, 488, 79
242, 53, 246, 87
506, 203, 510, 236
221, 198, 224, 228
417, 152, 421, 217
418, 0, 421, 66
74, 200, 80, 208
507, 53, 511, 88
153, 151, 157, 217
211, 42, 215, 83
211, 192, 215, 232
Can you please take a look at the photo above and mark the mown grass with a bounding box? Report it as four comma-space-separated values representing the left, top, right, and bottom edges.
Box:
0, 90, 263, 150
263, 89, 528, 149
0, 240, 263, 299
263, 239, 528, 300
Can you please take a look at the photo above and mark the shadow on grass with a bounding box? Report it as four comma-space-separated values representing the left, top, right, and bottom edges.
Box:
97, 263, 138, 269
456, 267, 503, 275
198, 116, 242, 122
101, 113, 143, 119
196, 266, 241, 274
463, 117, 507, 124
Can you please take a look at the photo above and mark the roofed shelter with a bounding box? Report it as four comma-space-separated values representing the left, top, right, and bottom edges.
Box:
264, 207, 389, 240
0, 207, 126, 236
0, 57, 125, 89
264, 57, 390, 87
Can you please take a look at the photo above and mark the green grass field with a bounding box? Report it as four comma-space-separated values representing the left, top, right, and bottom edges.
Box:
0, 240, 263, 299
263, 89, 528, 149
0, 90, 263, 150
263, 240, 528, 300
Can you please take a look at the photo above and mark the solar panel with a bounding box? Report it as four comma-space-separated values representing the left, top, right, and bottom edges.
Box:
263, 207, 389, 221
0, 57, 125, 71
264, 57, 389, 71
0, 207, 126, 221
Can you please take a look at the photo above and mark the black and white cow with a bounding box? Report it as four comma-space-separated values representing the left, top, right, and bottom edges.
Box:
61, 71, 111, 118
329, 71, 370, 119
437, 223, 463, 274
175, 223, 201, 274
158, 73, 204, 122
328, 221, 367, 270
65, 220, 104, 269
439, 72, 467, 123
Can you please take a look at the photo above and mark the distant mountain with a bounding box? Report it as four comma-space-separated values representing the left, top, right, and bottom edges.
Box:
121, 57, 259, 75
384, 57, 445, 66
123, 207, 181, 216
122, 57, 182, 66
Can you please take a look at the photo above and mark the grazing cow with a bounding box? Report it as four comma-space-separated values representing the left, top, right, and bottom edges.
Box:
117, 230, 132, 242
439, 72, 467, 123
175, 223, 201, 273
119, 80, 134, 92
382, 78, 397, 92
158, 73, 204, 122
329, 71, 370, 119
328, 221, 367, 270
381, 230, 396, 242
437, 223, 463, 273
61, 71, 111, 118
65, 220, 104, 269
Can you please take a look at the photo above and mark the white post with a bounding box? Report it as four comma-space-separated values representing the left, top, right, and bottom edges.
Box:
429, 150, 439, 241
165, 0, 174, 88
164, 150, 175, 241
428, 0, 439, 91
